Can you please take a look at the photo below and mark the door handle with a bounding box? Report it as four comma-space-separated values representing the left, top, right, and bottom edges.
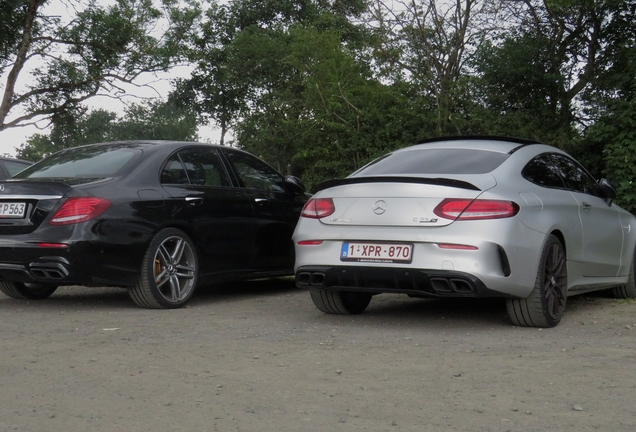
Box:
254, 198, 269, 205
581, 202, 592, 209
185, 197, 204, 205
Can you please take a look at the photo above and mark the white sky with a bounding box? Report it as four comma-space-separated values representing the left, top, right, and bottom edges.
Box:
0, 0, 220, 158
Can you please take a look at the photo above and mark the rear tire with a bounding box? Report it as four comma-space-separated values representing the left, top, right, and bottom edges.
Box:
129, 228, 198, 309
506, 235, 567, 328
608, 249, 636, 299
0, 281, 58, 300
310, 289, 371, 314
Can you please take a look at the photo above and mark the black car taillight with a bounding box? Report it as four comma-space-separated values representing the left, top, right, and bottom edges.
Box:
433, 198, 519, 220
49, 197, 111, 226
300, 198, 335, 219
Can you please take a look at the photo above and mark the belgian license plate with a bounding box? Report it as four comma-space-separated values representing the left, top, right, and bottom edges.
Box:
341, 242, 413, 263
0, 202, 26, 218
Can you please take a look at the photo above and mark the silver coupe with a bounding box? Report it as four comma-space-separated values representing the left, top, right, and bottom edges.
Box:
293, 137, 636, 327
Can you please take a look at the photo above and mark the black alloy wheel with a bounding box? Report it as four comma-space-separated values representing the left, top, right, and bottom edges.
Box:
506, 234, 567, 328
310, 289, 372, 314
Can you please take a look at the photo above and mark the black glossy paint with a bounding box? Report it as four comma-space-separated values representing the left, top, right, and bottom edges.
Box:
0, 141, 308, 287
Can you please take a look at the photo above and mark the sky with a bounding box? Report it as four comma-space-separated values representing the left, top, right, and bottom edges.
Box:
0, 0, 219, 158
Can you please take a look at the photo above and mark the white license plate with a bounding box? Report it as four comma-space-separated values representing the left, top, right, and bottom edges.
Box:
341, 242, 413, 263
0, 202, 26, 218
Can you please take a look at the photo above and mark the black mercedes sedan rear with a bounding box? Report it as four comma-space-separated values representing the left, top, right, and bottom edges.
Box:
0, 141, 308, 308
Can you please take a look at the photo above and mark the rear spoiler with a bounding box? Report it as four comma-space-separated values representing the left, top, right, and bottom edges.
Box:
317, 176, 481, 192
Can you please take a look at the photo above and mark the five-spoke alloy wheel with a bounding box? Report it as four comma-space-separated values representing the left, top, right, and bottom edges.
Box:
129, 228, 198, 309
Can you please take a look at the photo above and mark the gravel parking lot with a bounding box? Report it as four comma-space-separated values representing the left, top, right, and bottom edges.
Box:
1, 278, 636, 431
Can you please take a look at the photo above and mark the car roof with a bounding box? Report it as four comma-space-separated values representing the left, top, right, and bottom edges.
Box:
411, 136, 540, 154
59, 140, 224, 150
47, 140, 235, 159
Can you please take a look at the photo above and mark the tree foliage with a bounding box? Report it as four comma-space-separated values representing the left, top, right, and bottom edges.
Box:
173, 0, 401, 189
0, 0, 197, 132
16, 99, 198, 161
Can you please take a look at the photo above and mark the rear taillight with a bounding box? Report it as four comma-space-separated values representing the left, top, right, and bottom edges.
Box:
433, 198, 519, 220
301, 198, 335, 219
49, 197, 111, 226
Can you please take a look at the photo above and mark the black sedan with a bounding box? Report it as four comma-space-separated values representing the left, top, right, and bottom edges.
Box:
0, 141, 308, 308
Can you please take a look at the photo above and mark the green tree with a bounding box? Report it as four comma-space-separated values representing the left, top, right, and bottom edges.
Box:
233, 26, 427, 189
172, 0, 369, 141
588, 97, 636, 213
470, 1, 632, 147
369, 0, 508, 136
0, 0, 197, 132
16, 100, 198, 160
582, 0, 636, 212
173, 0, 389, 188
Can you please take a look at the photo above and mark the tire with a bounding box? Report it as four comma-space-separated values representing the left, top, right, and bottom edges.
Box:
608, 248, 636, 299
129, 228, 198, 309
310, 289, 372, 314
506, 235, 567, 328
0, 281, 58, 300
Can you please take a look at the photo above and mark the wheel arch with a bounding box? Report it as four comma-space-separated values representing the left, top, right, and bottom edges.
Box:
550, 229, 566, 255
150, 222, 201, 254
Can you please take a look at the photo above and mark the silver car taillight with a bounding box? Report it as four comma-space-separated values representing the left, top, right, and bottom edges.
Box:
300, 198, 335, 219
433, 199, 519, 220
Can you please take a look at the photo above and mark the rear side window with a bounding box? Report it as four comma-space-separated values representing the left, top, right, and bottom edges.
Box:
354, 149, 510, 176
522, 153, 601, 196
522, 154, 565, 188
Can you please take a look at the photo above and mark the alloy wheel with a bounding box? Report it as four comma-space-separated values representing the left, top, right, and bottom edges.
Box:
152, 235, 196, 303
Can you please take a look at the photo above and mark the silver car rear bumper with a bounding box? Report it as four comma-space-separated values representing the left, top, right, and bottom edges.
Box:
295, 265, 510, 298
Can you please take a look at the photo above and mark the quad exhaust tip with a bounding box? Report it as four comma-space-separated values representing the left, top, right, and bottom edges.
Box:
296, 271, 327, 287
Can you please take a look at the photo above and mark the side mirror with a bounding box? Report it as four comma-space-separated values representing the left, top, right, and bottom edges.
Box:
285, 175, 305, 194
598, 178, 616, 205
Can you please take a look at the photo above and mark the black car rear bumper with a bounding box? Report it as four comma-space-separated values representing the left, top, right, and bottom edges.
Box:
0, 241, 143, 287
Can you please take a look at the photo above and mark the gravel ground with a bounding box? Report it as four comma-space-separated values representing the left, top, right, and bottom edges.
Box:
1, 279, 636, 431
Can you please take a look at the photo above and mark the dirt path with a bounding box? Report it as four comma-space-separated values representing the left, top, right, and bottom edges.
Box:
1, 279, 635, 431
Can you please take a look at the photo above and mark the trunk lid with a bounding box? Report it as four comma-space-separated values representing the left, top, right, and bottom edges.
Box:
317, 176, 495, 227
0, 180, 72, 234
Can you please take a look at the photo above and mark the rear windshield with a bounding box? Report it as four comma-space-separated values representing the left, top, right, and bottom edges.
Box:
354, 148, 510, 176
14, 146, 143, 179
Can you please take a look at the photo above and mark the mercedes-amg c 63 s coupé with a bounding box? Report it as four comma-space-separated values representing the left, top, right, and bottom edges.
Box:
293, 137, 636, 327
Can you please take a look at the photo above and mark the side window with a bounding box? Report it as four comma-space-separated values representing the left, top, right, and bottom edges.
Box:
522, 154, 566, 189
224, 150, 285, 193
550, 154, 601, 196
161, 148, 231, 187
161, 155, 189, 184
178, 148, 231, 187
